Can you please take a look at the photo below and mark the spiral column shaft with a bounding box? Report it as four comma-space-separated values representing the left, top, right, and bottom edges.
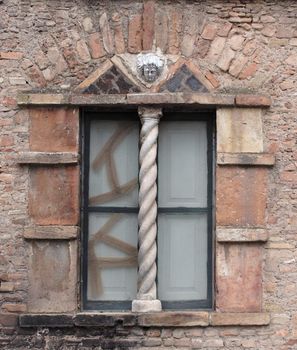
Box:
132, 106, 162, 313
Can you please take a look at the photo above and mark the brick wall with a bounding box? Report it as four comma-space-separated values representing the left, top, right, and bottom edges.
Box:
0, 0, 297, 349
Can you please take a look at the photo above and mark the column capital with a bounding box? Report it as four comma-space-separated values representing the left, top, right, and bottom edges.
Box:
138, 106, 162, 122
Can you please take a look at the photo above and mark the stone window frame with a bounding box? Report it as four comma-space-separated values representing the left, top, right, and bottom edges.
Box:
81, 107, 215, 312
17, 91, 273, 328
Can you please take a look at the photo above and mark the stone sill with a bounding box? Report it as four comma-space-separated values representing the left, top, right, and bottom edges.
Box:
17, 92, 271, 108
19, 312, 270, 328
217, 153, 275, 166
17, 152, 79, 165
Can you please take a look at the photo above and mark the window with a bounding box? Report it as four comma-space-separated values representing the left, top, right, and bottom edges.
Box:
82, 109, 214, 310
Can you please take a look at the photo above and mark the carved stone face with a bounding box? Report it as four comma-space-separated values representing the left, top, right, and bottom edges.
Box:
142, 63, 159, 82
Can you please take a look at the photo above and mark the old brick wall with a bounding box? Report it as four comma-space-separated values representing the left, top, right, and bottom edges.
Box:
0, 0, 297, 349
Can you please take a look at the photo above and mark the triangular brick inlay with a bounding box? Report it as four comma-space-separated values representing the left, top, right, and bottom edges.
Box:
159, 64, 208, 93
82, 65, 141, 94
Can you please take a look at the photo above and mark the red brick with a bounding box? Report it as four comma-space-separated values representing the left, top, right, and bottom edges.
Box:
27, 65, 47, 88
155, 11, 168, 52
112, 13, 126, 54
128, 14, 142, 53
29, 108, 79, 152
201, 23, 217, 40
216, 243, 263, 312
0, 135, 14, 147
29, 166, 79, 225
218, 22, 232, 37
88, 33, 105, 59
0, 51, 23, 60
168, 9, 182, 54
235, 94, 271, 107
239, 62, 258, 79
2, 303, 27, 313
216, 167, 268, 226
142, 1, 155, 50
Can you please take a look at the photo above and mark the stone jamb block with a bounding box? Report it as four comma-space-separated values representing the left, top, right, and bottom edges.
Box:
217, 108, 264, 153
24, 226, 79, 240
29, 165, 79, 225
29, 108, 79, 153
216, 243, 263, 312
216, 166, 268, 227
216, 228, 268, 242
27, 240, 77, 313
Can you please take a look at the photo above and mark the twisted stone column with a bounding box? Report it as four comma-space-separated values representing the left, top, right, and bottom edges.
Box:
132, 107, 162, 313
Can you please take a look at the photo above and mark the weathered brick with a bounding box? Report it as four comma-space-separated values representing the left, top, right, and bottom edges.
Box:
76, 40, 91, 63
201, 23, 217, 40
88, 33, 105, 59
168, 9, 182, 54
29, 166, 79, 225
128, 14, 142, 53
29, 108, 79, 152
142, 1, 155, 51
112, 13, 126, 54
216, 166, 268, 226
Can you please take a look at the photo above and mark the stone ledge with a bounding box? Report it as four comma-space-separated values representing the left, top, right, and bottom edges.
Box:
19, 312, 270, 328
23, 226, 79, 240
17, 152, 79, 165
17, 92, 271, 107
137, 311, 209, 327
217, 228, 268, 242
74, 313, 137, 327
217, 153, 275, 166
19, 314, 74, 328
210, 313, 270, 326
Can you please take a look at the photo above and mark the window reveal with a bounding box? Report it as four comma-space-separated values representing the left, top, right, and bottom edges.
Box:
82, 109, 213, 311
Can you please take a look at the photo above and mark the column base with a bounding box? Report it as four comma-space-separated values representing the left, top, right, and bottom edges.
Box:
132, 299, 162, 313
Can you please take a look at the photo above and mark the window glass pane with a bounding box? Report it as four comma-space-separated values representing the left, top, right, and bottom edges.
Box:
87, 213, 138, 301
157, 213, 208, 301
89, 120, 139, 207
158, 121, 207, 207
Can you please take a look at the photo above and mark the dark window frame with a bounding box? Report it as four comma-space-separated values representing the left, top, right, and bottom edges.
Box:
81, 108, 215, 311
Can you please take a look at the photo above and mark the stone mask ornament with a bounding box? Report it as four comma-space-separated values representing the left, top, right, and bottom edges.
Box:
137, 53, 164, 82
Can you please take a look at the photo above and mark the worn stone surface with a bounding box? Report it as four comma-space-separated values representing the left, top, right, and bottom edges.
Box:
217, 152, 275, 166
138, 312, 209, 327
28, 240, 77, 313
216, 228, 268, 242
29, 166, 79, 225
210, 313, 270, 326
217, 108, 264, 153
217, 166, 268, 227
29, 108, 79, 152
17, 152, 79, 164
216, 243, 263, 312
24, 226, 79, 240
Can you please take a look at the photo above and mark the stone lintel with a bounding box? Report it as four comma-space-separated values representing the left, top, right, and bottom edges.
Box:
210, 313, 270, 326
17, 92, 271, 107
24, 226, 79, 240
217, 153, 275, 166
19, 314, 74, 328
216, 228, 268, 242
138, 311, 209, 327
17, 152, 79, 165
